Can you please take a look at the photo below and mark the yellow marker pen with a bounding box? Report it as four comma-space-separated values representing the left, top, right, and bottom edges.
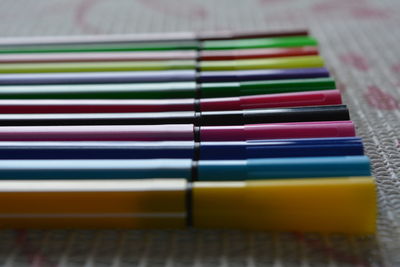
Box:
0, 177, 376, 234
0, 55, 323, 73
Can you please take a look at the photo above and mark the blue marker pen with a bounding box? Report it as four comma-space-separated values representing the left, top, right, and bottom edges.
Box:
0, 155, 371, 180
0, 137, 363, 159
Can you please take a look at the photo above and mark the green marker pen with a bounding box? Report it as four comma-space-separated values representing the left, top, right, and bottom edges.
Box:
0, 36, 318, 54
0, 78, 336, 99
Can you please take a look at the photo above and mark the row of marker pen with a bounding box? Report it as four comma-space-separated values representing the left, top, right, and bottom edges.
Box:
0, 30, 375, 234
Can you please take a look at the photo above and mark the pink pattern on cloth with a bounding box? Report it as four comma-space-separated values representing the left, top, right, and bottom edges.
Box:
137, 0, 208, 19
73, 0, 208, 34
391, 64, 400, 73
74, 0, 102, 34
293, 232, 371, 266
336, 81, 347, 92
364, 85, 400, 110
339, 53, 370, 72
350, 6, 391, 18
14, 229, 56, 267
310, 0, 391, 19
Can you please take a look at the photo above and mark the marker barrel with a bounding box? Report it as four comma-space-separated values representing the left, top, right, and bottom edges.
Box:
0, 40, 200, 53
0, 51, 199, 63
0, 82, 198, 99
0, 60, 198, 73
0, 70, 196, 85
0, 177, 376, 234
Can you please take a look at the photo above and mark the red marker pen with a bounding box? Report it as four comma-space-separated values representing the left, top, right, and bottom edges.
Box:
0, 90, 341, 113
0, 121, 355, 141
0, 47, 318, 63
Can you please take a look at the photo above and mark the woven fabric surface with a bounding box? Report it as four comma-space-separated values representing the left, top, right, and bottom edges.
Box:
0, 0, 398, 266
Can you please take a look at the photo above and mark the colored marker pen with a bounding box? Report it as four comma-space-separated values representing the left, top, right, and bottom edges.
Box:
0, 90, 341, 112
0, 36, 318, 53
0, 56, 324, 73
0, 177, 376, 234
0, 121, 355, 141
0, 156, 371, 180
0, 105, 350, 126
0, 68, 329, 85
0, 47, 318, 63
0, 137, 364, 160
0, 55, 325, 73
0, 29, 309, 46
0, 78, 335, 99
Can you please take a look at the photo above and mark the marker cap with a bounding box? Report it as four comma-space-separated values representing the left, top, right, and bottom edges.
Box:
197, 156, 371, 180
198, 105, 349, 126
198, 29, 309, 40
200, 77, 336, 97
202, 36, 318, 50
193, 177, 376, 234
199, 47, 318, 61
199, 68, 329, 83
200, 121, 356, 141
200, 90, 342, 111
200, 55, 324, 71
200, 137, 364, 159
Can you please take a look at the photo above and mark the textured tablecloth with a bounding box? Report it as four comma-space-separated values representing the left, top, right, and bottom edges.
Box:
0, 0, 398, 266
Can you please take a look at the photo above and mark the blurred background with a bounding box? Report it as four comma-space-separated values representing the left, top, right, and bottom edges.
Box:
0, 0, 399, 266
